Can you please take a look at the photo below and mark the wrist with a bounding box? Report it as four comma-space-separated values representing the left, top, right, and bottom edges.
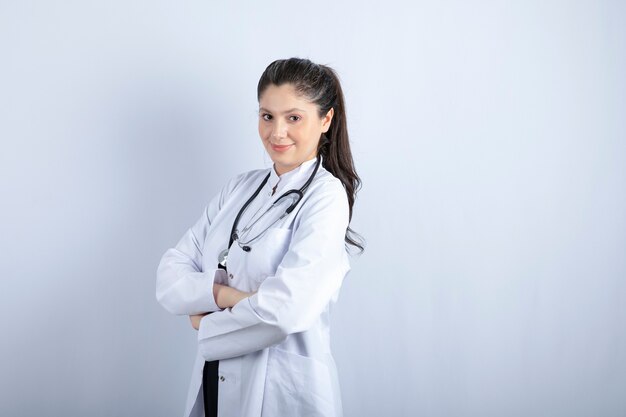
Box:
213, 283, 229, 309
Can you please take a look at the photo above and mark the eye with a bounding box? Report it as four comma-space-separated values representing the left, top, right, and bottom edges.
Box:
289, 115, 301, 122
260, 113, 272, 121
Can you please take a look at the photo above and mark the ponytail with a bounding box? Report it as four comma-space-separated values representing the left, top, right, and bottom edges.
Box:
316, 66, 364, 253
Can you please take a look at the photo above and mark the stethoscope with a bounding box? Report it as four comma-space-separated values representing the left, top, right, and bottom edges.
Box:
217, 154, 322, 270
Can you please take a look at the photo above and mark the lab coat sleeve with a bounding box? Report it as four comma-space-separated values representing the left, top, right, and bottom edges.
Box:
197, 180, 351, 361
156, 177, 238, 316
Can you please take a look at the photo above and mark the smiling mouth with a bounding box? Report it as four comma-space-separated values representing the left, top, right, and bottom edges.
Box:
270, 143, 293, 152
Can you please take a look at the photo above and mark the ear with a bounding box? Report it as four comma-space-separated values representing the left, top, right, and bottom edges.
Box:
321, 108, 334, 133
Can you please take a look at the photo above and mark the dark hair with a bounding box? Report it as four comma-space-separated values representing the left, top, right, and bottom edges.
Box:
257, 57, 365, 254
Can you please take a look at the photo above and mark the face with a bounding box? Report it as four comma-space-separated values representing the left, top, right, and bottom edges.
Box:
258, 83, 334, 176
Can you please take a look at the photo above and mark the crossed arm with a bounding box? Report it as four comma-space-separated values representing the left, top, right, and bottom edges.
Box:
157, 180, 350, 361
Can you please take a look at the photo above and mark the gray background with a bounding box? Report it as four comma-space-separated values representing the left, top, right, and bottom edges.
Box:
1, 1, 625, 416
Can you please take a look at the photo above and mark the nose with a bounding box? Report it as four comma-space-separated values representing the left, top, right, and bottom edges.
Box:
271, 120, 288, 141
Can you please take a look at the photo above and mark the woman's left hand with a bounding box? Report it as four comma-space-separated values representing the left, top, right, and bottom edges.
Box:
214, 284, 257, 309
189, 288, 257, 330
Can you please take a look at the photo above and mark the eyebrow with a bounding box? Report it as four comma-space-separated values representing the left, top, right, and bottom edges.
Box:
258, 107, 307, 114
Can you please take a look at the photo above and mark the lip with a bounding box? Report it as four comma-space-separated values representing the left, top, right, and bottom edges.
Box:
270, 143, 293, 152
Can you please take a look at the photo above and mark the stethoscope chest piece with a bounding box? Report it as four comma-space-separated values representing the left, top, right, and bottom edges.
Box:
218, 248, 229, 269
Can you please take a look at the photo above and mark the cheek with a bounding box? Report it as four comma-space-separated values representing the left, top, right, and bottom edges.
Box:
258, 124, 269, 139
298, 127, 318, 147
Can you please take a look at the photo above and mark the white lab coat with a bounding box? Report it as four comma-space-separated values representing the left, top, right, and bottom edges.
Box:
156, 156, 351, 417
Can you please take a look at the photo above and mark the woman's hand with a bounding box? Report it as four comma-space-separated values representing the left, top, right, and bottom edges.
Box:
189, 313, 207, 330
189, 285, 257, 331
213, 283, 257, 309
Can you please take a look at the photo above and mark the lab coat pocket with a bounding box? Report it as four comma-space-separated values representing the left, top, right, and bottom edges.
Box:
262, 347, 334, 417
248, 227, 292, 283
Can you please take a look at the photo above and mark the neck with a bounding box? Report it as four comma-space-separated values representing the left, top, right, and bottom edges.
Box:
273, 155, 317, 177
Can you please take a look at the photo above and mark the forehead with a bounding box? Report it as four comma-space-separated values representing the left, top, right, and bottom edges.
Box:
259, 84, 315, 112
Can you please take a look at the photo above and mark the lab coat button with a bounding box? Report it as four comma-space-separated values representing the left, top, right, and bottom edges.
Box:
219, 375, 225, 382
228, 273, 233, 279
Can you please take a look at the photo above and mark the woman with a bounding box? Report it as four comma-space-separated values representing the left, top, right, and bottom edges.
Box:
156, 57, 364, 417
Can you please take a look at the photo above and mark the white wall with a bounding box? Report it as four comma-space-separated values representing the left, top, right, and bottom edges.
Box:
1, 1, 624, 416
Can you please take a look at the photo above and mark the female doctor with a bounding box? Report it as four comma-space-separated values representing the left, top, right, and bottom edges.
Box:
156, 57, 364, 417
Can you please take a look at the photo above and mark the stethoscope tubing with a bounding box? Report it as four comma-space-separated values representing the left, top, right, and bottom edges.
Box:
225, 154, 322, 256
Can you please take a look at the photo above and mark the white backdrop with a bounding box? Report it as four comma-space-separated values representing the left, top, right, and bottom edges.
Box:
1, 1, 624, 416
